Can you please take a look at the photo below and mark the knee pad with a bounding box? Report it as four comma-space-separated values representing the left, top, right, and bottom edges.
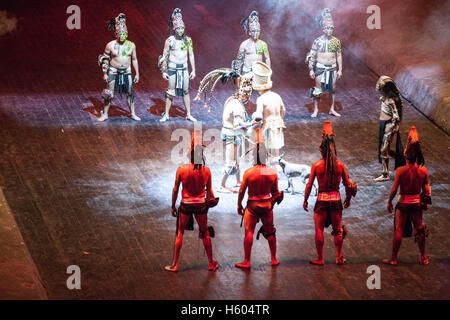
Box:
414, 226, 429, 243
331, 225, 348, 239
102, 89, 114, 101
164, 90, 175, 100
256, 225, 276, 240
199, 226, 215, 239
311, 87, 322, 98
223, 162, 238, 175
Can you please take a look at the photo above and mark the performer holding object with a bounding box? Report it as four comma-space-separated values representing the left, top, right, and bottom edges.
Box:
159, 8, 196, 122
98, 13, 140, 121
383, 126, 431, 266
253, 61, 285, 169
195, 68, 256, 193
165, 129, 219, 272
303, 121, 356, 265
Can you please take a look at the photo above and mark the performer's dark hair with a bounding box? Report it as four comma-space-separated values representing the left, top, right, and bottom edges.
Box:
254, 143, 268, 165
320, 136, 338, 189
382, 81, 403, 121
405, 141, 425, 166
241, 11, 258, 34
190, 145, 205, 170
107, 18, 116, 31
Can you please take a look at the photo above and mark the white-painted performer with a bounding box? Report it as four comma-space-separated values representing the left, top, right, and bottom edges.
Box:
195, 68, 255, 193
253, 61, 286, 167
305, 8, 343, 118
158, 8, 196, 122
232, 11, 270, 75
98, 13, 141, 121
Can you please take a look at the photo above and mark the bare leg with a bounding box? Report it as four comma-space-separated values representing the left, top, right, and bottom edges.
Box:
235, 144, 242, 186
194, 214, 218, 271
260, 210, 279, 266
411, 210, 428, 264
311, 77, 321, 118
329, 92, 341, 116
160, 97, 172, 122
311, 211, 326, 265
183, 93, 196, 121
330, 210, 345, 264
127, 95, 141, 121
98, 80, 115, 121
98, 101, 111, 121
235, 208, 258, 269
311, 97, 319, 118
219, 140, 236, 193
165, 213, 191, 272
382, 208, 406, 265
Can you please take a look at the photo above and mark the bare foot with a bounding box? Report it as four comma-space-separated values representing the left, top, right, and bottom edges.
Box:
131, 114, 141, 121
218, 186, 236, 193
235, 261, 251, 269
329, 109, 341, 117
420, 255, 430, 265
271, 259, 280, 266
382, 258, 397, 266
336, 255, 346, 265
160, 113, 169, 122
309, 259, 325, 265
373, 174, 389, 182
208, 260, 219, 271
98, 113, 108, 122
311, 110, 318, 118
164, 264, 178, 272
186, 114, 197, 122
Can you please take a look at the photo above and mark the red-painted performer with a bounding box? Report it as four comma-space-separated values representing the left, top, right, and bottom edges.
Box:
303, 121, 356, 265
165, 129, 219, 272
383, 126, 431, 265
235, 128, 284, 269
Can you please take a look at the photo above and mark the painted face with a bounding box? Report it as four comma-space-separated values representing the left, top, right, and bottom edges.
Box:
117, 31, 128, 42
237, 74, 253, 103
175, 27, 185, 38
323, 25, 334, 37
250, 29, 260, 40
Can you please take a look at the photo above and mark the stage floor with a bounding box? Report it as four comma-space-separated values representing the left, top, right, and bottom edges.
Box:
0, 0, 449, 299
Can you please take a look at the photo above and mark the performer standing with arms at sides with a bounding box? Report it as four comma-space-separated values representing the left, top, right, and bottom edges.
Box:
165, 130, 219, 272
232, 11, 270, 75
98, 13, 141, 121
158, 8, 197, 122
305, 8, 342, 118
383, 126, 431, 266
236, 128, 283, 269
374, 75, 405, 182
303, 121, 356, 265
253, 61, 285, 168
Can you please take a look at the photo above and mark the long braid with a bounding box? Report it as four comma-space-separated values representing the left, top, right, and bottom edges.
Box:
323, 137, 338, 189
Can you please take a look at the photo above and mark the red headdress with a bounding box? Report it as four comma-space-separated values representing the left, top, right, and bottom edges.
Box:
188, 129, 206, 167
322, 120, 334, 139
405, 126, 424, 165
407, 126, 419, 144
